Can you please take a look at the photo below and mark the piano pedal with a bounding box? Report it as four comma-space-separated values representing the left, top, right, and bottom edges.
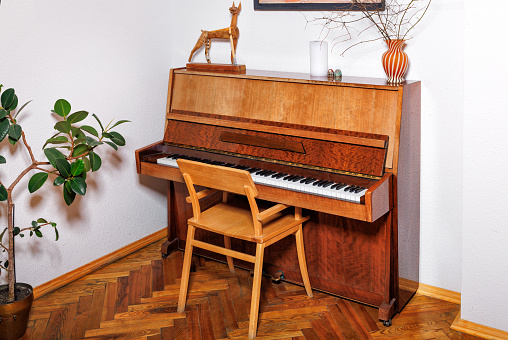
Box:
271, 270, 284, 283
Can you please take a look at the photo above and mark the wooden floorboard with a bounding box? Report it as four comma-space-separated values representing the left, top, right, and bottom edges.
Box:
23, 239, 486, 340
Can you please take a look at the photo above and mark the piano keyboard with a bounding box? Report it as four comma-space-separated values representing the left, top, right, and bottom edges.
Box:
157, 154, 368, 203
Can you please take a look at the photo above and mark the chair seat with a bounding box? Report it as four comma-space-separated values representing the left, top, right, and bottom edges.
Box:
188, 201, 310, 244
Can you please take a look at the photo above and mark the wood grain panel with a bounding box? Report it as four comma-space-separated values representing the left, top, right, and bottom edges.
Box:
164, 120, 387, 177
169, 72, 400, 169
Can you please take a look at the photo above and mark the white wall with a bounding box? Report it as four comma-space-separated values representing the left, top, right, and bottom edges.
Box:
3, 0, 507, 333
0, 0, 171, 286
168, 0, 465, 292
462, 0, 508, 331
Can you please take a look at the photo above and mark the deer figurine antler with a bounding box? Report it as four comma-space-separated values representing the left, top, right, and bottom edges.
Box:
188, 2, 242, 65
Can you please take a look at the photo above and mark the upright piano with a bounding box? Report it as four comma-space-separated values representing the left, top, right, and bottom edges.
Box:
135, 68, 421, 324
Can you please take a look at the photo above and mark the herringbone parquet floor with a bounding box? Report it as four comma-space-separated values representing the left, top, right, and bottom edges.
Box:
22, 240, 484, 340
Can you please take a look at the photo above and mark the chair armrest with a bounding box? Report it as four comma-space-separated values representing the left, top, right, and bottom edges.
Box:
186, 188, 220, 203
257, 203, 289, 221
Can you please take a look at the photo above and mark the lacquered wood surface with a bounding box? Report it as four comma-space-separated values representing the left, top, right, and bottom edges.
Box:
169, 71, 406, 169
164, 118, 388, 177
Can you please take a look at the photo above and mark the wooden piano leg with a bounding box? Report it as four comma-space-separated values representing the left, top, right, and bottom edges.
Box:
379, 298, 396, 326
161, 180, 180, 258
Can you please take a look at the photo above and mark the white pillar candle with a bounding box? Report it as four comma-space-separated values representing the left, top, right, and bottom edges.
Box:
309, 41, 328, 77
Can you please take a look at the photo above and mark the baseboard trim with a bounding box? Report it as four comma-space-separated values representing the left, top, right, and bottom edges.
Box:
33, 228, 167, 299
452, 312, 508, 340
416, 282, 461, 304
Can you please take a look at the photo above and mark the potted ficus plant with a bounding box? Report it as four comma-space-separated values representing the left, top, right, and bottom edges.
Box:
0, 86, 129, 340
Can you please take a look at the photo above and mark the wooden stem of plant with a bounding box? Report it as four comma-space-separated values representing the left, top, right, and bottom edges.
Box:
7, 198, 15, 302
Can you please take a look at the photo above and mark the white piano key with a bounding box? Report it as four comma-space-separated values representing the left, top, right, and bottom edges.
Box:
157, 155, 367, 203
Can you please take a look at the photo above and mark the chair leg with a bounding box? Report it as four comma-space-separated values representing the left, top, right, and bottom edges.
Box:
295, 226, 313, 298
248, 243, 265, 339
177, 225, 196, 313
224, 236, 235, 273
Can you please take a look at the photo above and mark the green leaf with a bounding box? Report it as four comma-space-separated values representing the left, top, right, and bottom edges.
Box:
70, 159, 84, 176
4, 260, 8, 269
0, 228, 6, 243
67, 110, 88, 124
54, 227, 59, 241
54, 121, 71, 134
83, 156, 91, 172
0, 155, 5, 164
13, 227, 20, 236
56, 158, 71, 178
64, 180, 72, 193
85, 136, 103, 147
89, 151, 102, 172
72, 144, 89, 157
0, 118, 9, 142
8, 136, 17, 145
53, 176, 65, 186
80, 125, 98, 137
107, 131, 125, 146
0, 185, 6, 202
104, 141, 118, 151
0, 185, 6, 201
45, 136, 68, 145
28, 172, 48, 193
44, 148, 66, 168
1, 88, 16, 110
14, 100, 32, 119
54, 99, 71, 117
34, 229, 43, 237
8, 123, 21, 140
63, 186, 76, 205
0, 109, 7, 119
37, 218, 48, 223
31, 221, 37, 228
92, 113, 104, 132
110, 119, 130, 129
70, 177, 87, 195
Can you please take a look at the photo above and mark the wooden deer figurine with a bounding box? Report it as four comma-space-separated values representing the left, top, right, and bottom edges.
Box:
188, 2, 241, 65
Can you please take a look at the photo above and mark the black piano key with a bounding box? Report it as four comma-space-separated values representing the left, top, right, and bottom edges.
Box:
313, 180, 325, 186
322, 182, 333, 188
334, 184, 347, 190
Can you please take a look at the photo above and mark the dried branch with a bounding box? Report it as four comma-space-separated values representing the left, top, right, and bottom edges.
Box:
309, 0, 431, 55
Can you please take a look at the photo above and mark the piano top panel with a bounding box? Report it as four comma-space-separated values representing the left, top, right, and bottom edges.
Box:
174, 68, 420, 90
168, 69, 420, 172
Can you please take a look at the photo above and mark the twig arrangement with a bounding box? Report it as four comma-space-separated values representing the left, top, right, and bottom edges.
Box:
309, 0, 431, 55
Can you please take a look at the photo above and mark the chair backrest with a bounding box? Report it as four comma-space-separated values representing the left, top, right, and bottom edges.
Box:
177, 159, 263, 235
177, 159, 258, 196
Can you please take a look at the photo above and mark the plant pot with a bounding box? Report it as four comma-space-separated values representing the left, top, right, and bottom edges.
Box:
382, 39, 409, 84
0, 283, 34, 340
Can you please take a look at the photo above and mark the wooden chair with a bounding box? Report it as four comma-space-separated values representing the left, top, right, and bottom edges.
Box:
176, 159, 313, 339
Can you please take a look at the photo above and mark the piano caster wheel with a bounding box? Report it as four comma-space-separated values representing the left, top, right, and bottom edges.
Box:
383, 319, 392, 327
271, 270, 284, 283
161, 253, 168, 259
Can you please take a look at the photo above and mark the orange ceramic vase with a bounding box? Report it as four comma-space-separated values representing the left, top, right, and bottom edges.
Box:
382, 39, 408, 84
